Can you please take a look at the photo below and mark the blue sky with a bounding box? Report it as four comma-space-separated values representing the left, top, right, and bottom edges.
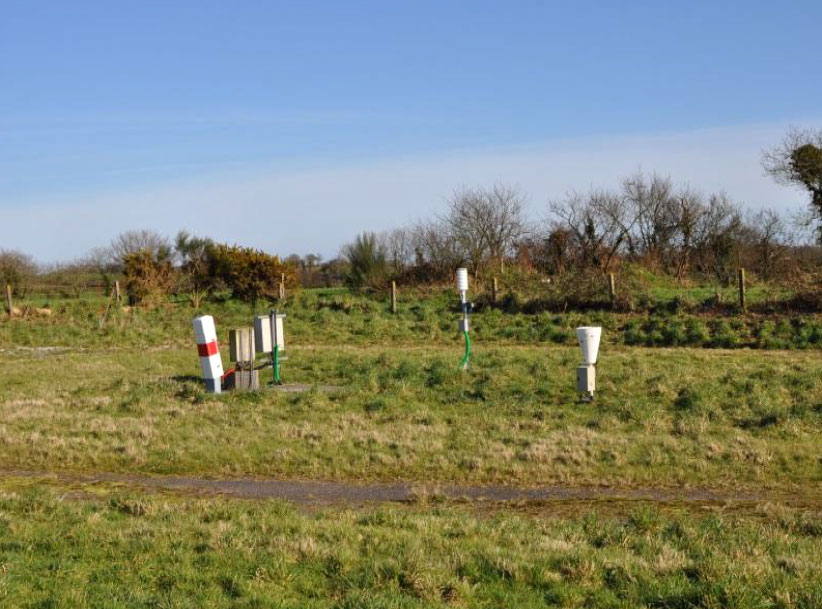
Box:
2, 1, 821, 261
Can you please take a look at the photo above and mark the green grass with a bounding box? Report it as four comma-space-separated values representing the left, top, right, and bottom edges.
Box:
3, 288, 822, 605
643, 279, 793, 306
0, 483, 819, 608
5, 287, 822, 351
1, 343, 821, 491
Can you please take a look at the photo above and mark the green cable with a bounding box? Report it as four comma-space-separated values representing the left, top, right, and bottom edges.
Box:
459, 330, 471, 370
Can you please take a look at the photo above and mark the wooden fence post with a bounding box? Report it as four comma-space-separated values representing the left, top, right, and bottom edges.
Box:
608, 273, 616, 309
492, 277, 498, 305
278, 281, 285, 300
738, 268, 746, 312
114, 280, 121, 307
390, 281, 397, 314
4, 284, 12, 315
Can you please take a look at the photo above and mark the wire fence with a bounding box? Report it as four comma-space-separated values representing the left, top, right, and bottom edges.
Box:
9, 284, 111, 300
0, 267, 807, 315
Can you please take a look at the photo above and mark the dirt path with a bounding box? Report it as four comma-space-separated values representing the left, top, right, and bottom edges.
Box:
4, 469, 811, 507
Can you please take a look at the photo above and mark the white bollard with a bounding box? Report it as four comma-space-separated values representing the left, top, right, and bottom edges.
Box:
193, 315, 224, 393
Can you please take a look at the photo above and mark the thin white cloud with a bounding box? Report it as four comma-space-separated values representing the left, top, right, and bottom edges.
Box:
0, 109, 409, 137
3, 121, 819, 263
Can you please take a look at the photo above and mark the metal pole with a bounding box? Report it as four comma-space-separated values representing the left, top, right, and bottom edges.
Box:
269, 309, 281, 385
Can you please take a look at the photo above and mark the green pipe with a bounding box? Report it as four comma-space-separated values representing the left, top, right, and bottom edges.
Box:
273, 344, 281, 385
459, 330, 471, 370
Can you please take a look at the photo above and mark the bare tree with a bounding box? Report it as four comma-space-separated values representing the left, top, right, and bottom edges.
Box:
0, 249, 38, 295
691, 193, 743, 283
443, 184, 527, 273
484, 184, 528, 271
378, 228, 414, 276
108, 229, 172, 266
443, 187, 486, 272
409, 219, 462, 279
744, 208, 793, 280
522, 227, 577, 275
548, 189, 630, 272
670, 187, 705, 280
622, 172, 679, 268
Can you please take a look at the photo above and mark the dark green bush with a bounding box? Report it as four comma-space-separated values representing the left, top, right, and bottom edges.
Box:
207, 244, 294, 303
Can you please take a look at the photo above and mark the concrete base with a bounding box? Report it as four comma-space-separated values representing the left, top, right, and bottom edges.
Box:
271, 383, 343, 393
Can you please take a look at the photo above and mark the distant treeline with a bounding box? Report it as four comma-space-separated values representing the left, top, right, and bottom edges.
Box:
343, 173, 815, 290
342, 126, 822, 289
2, 127, 821, 307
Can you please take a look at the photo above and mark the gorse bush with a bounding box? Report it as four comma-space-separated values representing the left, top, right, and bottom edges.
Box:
120, 242, 298, 306
206, 244, 294, 303
122, 250, 175, 305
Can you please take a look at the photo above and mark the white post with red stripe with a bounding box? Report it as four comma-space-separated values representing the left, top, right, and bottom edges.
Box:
193, 315, 224, 393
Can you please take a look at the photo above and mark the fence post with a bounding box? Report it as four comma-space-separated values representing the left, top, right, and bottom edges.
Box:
4, 284, 12, 315
390, 281, 397, 314
738, 268, 746, 312
278, 281, 285, 300
608, 273, 616, 309
114, 280, 121, 307
492, 277, 498, 305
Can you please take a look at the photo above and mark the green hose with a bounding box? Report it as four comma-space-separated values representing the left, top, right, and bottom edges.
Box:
459, 330, 471, 370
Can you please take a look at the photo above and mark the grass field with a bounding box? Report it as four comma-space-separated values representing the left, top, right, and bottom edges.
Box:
2, 344, 822, 492
5, 286, 822, 351
1, 289, 821, 606
0, 481, 820, 608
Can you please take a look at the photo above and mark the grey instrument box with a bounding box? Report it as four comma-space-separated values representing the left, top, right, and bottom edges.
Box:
254, 314, 285, 353
577, 364, 595, 394
228, 328, 255, 363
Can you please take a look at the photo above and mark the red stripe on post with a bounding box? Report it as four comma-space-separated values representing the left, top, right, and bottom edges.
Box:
197, 340, 218, 357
